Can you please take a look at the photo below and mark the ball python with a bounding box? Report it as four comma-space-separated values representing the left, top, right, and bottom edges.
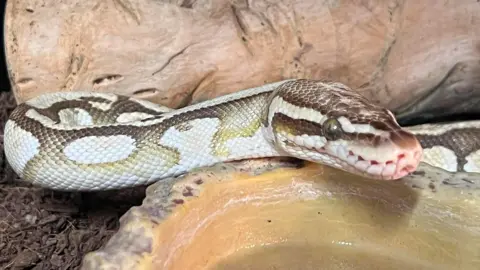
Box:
3, 79, 480, 191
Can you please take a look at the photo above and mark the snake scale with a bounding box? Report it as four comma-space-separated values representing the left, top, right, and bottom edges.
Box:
3, 79, 480, 191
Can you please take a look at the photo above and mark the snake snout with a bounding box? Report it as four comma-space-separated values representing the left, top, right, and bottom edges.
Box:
388, 130, 423, 179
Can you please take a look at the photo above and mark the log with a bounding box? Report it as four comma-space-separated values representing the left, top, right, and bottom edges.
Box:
4, 0, 480, 118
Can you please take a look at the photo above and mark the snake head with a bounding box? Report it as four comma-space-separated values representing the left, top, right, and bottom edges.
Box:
264, 79, 423, 180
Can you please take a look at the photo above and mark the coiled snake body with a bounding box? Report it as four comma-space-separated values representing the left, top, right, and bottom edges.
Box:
4, 79, 480, 191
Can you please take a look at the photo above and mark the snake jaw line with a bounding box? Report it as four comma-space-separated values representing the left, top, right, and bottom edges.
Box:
279, 132, 422, 180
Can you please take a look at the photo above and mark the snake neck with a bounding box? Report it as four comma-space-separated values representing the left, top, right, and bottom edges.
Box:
150, 88, 283, 171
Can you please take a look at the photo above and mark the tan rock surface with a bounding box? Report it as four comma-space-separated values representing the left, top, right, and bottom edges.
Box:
5, 0, 480, 111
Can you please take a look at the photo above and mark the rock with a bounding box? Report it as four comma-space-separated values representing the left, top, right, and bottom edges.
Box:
4, 0, 480, 115
81, 158, 480, 270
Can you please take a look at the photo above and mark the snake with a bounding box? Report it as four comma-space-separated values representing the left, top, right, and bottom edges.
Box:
3, 79, 480, 191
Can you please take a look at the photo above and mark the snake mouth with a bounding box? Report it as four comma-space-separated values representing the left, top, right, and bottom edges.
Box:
332, 147, 422, 180
292, 137, 423, 180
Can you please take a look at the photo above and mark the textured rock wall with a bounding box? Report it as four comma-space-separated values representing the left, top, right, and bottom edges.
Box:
4, 0, 480, 113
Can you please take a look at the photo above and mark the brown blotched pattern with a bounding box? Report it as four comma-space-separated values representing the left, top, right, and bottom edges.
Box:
415, 127, 480, 171
33, 96, 167, 125
7, 90, 273, 189
5, 79, 479, 190
11, 91, 271, 153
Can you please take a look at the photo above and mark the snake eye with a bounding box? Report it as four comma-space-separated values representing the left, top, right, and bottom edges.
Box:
322, 118, 343, 140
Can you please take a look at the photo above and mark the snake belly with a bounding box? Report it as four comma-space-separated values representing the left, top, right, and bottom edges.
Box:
3, 79, 480, 191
